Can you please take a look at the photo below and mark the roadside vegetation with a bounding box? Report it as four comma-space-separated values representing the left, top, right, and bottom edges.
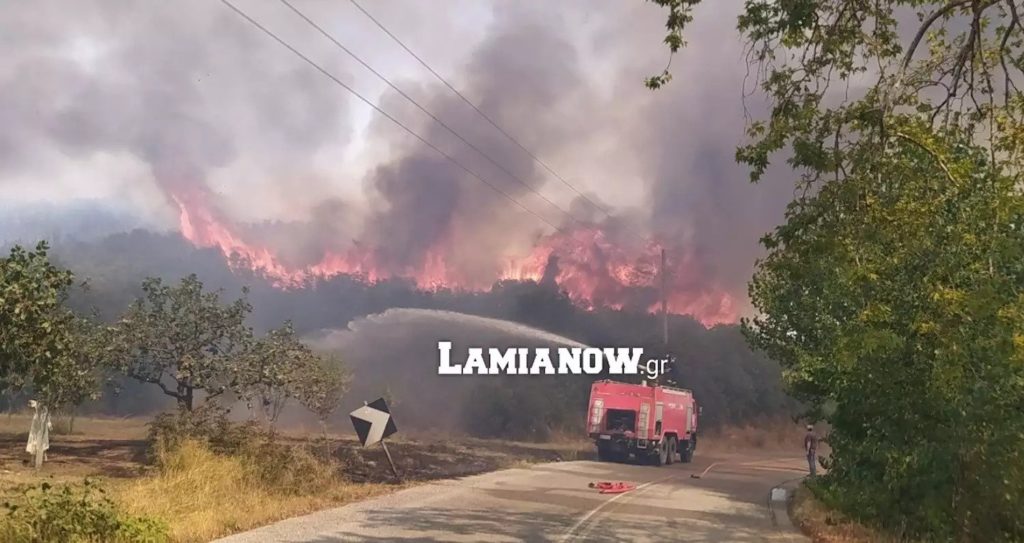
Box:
0, 243, 359, 541
0, 243, 609, 541
0, 411, 593, 542
789, 484, 902, 543
652, 0, 1024, 540
118, 409, 391, 543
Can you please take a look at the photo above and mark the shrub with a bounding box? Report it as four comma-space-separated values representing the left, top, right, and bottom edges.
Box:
461, 378, 587, 441
146, 404, 261, 462
235, 439, 336, 496
49, 415, 79, 436
119, 440, 257, 542
149, 406, 338, 497
0, 479, 168, 543
121, 438, 345, 542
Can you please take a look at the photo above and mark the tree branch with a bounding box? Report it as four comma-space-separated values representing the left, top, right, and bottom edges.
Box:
1001, 0, 1024, 105
140, 375, 180, 400
901, 0, 973, 74
893, 131, 959, 184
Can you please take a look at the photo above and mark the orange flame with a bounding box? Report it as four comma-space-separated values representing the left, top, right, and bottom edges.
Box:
172, 192, 737, 327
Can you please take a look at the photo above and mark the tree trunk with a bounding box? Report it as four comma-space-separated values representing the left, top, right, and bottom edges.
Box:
320, 419, 330, 458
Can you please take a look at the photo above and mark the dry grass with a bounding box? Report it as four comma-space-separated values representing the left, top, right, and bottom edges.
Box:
114, 440, 397, 543
0, 413, 148, 440
789, 484, 901, 543
700, 419, 820, 453
0, 414, 589, 542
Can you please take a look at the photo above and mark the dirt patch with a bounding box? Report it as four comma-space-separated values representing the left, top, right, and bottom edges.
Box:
0, 423, 150, 485
0, 418, 594, 542
0, 416, 593, 489
0, 414, 812, 487
333, 436, 593, 483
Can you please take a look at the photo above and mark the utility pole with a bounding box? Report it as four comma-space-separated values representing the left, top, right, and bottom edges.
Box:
661, 247, 668, 347
656, 247, 670, 387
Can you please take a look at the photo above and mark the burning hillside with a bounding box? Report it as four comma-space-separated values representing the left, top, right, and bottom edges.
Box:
0, 0, 791, 335
173, 191, 737, 327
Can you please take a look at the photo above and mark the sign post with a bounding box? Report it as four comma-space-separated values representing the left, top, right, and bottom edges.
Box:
379, 440, 399, 480
349, 397, 400, 481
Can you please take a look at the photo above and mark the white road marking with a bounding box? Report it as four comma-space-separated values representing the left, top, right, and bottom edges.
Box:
696, 457, 804, 478
559, 473, 679, 543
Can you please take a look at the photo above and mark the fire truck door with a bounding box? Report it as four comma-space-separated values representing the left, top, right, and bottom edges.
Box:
654, 403, 664, 436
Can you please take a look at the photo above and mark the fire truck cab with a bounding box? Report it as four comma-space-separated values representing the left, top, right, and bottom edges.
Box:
587, 379, 698, 466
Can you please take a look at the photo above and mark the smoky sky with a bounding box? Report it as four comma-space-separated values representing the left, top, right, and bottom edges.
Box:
0, 0, 795, 316
0, 0, 355, 219
359, 3, 591, 279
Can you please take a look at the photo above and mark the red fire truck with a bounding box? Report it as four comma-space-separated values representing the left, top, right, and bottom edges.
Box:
586, 380, 698, 465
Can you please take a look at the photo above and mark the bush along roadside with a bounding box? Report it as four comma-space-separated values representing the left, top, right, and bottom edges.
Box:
0, 479, 169, 543
146, 405, 339, 495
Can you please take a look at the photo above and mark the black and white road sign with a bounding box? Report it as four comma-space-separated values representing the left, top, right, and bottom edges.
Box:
349, 397, 398, 447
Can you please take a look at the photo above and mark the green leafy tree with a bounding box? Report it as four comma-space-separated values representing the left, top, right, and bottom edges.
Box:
647, 1, 1024, 539
105, 275, 252, 411
294, 355, 351, 438
237, 322, 321, 426
1, 242, 74, 391
41, 314, 106, 411
0, 242, 102, 409
750, 124, 1024, 538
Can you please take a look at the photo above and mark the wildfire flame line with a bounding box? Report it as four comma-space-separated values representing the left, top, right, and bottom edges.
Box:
172, 193, 737, 327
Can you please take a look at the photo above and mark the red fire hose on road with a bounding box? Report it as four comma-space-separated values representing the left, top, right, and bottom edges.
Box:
588, 481, 637, 494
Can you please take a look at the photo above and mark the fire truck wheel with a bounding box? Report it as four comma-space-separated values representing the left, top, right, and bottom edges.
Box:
680, 437, 695, 463
653, 440, 668, 466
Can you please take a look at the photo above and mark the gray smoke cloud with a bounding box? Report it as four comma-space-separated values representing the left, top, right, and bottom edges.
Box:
0, 0, 792, 317
0, 0, 354, 224
358, 3, 592, 280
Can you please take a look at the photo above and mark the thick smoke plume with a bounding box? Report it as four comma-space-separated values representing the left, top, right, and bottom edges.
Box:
1, 0, 792, 325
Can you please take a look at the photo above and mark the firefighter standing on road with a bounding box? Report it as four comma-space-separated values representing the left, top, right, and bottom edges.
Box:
804, 424, 819, 476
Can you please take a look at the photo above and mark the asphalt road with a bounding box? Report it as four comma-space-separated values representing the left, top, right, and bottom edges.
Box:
216, 451, 809, 542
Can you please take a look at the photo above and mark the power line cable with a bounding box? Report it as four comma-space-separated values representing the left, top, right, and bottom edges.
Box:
348, 0, 613, 218
278, 0, 585, 227
346, 0, 654, 249
218, 0, 566, 235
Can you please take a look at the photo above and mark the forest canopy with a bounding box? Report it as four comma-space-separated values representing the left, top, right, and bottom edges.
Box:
648, 0, 1024, 540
